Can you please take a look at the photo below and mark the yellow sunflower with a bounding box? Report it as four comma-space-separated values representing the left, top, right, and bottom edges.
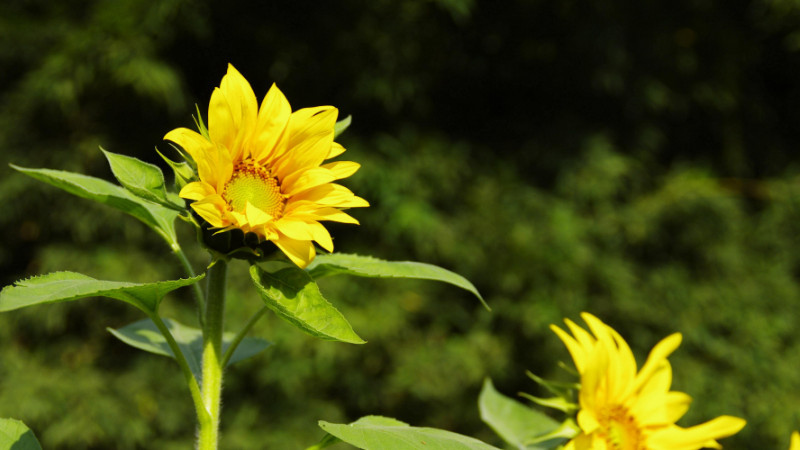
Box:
791, 431, 800, 450
165, 64, 368, 267
551, 313, 746, 450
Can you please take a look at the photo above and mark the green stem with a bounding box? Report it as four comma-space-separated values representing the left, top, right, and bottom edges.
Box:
147, 313, 210, 430
198, 259, 228, 450
172, 244, 206, 326
221, 306, 268, 367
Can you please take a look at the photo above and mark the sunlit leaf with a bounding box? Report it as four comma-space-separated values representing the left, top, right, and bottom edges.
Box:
0, 272, 203, 315
479, 379, 561, 449
318, 415, 501, 449
10, 165, 180, 245
0, 418, 42, 450
250, 264, 365, 344
307, 253, 488, 310
102, 148, 182, 210
108, 318, 271, 380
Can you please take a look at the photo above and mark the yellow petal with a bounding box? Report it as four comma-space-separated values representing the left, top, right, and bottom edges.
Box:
290, 184, 369, 208
274, 218, 313, 241
245, 201, 274, 227
208, 64, 258, 160
633, 333, 682, 394
649, 416, 746, 450
291, 207, 360, 224
253, 83, 291, 162
321, 161, 360, 180
307, 221, 334, 252
164, 127, 213, 166
180, 181, 216, 201
790, 431, 800, 450
273, 233, 316, 268
550, 323, 588, 373
275, 107, 338, 176
327, 141, 346, 159
282, 167, 337, 197
190, 195, 228, 228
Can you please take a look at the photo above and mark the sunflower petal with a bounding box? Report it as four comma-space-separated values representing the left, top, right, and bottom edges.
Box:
273, 234, 316, 268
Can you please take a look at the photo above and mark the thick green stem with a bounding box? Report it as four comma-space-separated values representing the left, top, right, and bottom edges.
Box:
221, 306, 268, 367
198, 259, 228, 450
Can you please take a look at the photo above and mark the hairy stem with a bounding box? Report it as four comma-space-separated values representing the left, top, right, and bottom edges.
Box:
197, 259, 228, 450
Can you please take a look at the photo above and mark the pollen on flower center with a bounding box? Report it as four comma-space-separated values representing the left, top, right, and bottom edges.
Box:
223, 160, 285, 218
598, 405, 645, 450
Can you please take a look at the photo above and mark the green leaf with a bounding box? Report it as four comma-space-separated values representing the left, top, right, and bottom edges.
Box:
157, 148, 196, 192
10, 165, 180, 245
107, 318, 271, 380
250, 264, 365, 344
0, 418, 42, 450
318, 415, 501, 450
0, 272, 203, 315
478, 379, 561, 450
306, 253, 489, 310
102, 148, 183, 210
334, 115, 352, 138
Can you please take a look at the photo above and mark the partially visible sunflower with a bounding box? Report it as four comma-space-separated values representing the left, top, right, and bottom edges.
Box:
551, 313, 746, 450
790, 431, 799, 450
165, 64, 368, 267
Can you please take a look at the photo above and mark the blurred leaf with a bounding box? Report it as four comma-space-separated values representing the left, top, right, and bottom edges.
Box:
10, 165, 180, 245
318, 415, 501, 449
334, 115, 352, 139
0, 272, 203, 314
250, 264, 365, 344
0, 418, 42, 450
478, 379, 560, 449
306, 253, 488, 310
107, 318, 271, 380
102, 148, 182, 210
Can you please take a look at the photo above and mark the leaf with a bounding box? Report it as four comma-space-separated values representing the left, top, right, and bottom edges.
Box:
318, 415, 501, 450
334, 115, 352, 138
0, 272, 204, 315
478, 379, 561, 450
10, 165, 180, 245
306, 253, 489, 310
157, 148, 196, 192
107, 318, 271, 380
250, 264, 365, 344
0, 418, 42, 450
102, 148, 183, 210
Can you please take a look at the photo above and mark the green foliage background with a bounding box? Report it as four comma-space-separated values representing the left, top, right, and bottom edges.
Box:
1, 0, 799, 448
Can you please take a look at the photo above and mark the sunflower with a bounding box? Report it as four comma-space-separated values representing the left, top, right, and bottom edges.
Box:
165, 64, 368, 267
551, 313, 746, 450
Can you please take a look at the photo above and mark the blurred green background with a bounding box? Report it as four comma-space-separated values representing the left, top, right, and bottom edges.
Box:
1, 0, 799, 448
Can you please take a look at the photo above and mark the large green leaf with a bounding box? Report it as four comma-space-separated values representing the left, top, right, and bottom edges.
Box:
250, 264, 365, 344
0, 272, 203, 314
108, 318, 271, 381
306, 253, 488, 310
0, 418, 42, 450
102, 149, 182, 210
318, 415, 501, 450
10, 165, 180, 245
478, 379, 561, 450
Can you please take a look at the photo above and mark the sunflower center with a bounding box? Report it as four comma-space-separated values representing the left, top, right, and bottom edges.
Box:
598, 405, 645, 450
223, 160, 285, 217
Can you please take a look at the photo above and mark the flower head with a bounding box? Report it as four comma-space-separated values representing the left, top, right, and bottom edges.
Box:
551, 313, 746, 450
165, 64, 368, 267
